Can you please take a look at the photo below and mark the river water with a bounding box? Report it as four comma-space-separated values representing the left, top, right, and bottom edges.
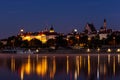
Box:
0, 54, 120, 80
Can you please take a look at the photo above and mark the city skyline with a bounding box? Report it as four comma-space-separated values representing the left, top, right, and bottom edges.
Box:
0, 0, 120, 39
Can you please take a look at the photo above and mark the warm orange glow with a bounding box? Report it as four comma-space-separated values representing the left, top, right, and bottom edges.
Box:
88, 55, 90, 76
22, 36, 31, 41
97, 48, 100, 52
104, 63, 106, 75
20, 55, 48, 79
25, 55, 31, 75
117, 49, 120, 52
41, 34, 47, 43
50, 56, 56, 78
80, 56, 82, 68
36, 54, 39, 62
107, 48, 111, 52
35, 35, 41, 40
66, 56, 69, 74
80, 43, 84, 47
76, 56, 79, 75
108, 54, 110, 64
118, 54, 120, 64
25, 63, 31, 75
36, 57, 47, 76
20, 55, 31, 80
20, 69, 24, 80
11, 57, 15, 72
97, 54, 100, 80
50, 30, 54, 33
21, 34, 47, 43
113, 56, 116, 76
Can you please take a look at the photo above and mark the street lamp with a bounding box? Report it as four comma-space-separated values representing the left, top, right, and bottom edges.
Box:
107, 48, 111, 53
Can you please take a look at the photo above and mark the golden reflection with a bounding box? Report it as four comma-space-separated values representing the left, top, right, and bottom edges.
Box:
103, 63, 106, 75
50, 56, 56, 78
88, 55, 90, 76
66, 56, 69, 74
118, 54, 120, 64
21, 69, 24, 80
11, 56, 15, 72
76, 56, 79, 75
80, 56, 82, 69
20, 55, 31, 80
25, 55, 31, 75
36, 54, 39, 62
84, 58, 86, 68
113, 56, 116, 76
20, 55, 48, 80
97, 54, 100, 80
108, 54, 111, 64
36, 56, 47, 76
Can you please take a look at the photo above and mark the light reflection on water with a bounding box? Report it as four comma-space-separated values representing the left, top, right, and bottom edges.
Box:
0, 54, 120, 80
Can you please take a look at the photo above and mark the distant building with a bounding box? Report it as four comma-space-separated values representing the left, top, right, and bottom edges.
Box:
84, 23, 97, 34
1, 39, 7, 45
19, 26, 59, 43
99, 19, 112, 40
84, 23, 97, 39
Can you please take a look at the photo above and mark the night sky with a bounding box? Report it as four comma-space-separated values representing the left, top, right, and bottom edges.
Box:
0, 0, 120, 39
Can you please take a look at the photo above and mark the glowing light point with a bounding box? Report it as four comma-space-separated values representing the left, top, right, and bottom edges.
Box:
117, 49, 120, 52
87, 48, 90, 52
36, 49, 39, 53
97, 48, 100, 52
107, 48, 111, 52
74, 29, 78, 32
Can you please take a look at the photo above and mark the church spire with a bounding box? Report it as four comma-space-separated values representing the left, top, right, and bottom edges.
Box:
50, 25, 55, 33
103, 19, 107, 30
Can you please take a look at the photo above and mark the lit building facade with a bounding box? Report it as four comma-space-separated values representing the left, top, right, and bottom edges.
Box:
99, 19, 112, 40
19, 27, 58, 43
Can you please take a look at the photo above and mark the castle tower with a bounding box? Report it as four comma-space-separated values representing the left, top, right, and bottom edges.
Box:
103, 19, 107, 30
50, 25, 55, 33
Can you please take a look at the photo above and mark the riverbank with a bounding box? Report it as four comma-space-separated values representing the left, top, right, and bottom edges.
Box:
1, 47, 120, 54
0, 53, 119, 58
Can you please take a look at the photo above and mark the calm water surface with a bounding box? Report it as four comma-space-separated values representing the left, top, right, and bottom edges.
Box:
0, 54, 120, 80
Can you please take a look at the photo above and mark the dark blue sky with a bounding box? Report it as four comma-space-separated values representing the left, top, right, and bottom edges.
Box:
0, 0, 120, 38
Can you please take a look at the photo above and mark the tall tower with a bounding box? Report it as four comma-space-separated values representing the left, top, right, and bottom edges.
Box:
50, 25, 55, 33
103, 19, 107, 30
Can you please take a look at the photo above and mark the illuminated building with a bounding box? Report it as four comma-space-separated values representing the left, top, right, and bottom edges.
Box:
19, 26, 58, 43
99, 19, 112, 40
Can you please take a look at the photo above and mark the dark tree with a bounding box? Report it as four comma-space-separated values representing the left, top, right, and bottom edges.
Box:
47, 39, 56, 47
56, 35, 68, 48
21, 40, 29, 48
7, 36, 16, 47
68, 36, 78, 46
29, 38, 42, 48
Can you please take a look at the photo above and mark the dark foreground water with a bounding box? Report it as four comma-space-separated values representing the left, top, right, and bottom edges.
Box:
0, 54, 120, 80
